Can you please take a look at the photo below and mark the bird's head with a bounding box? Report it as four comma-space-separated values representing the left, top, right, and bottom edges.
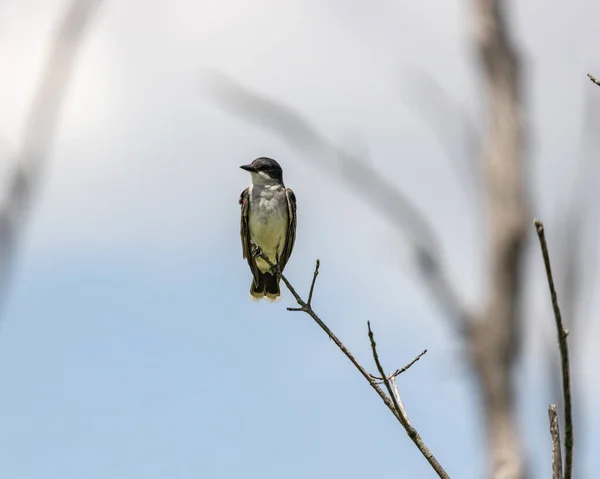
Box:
240, 157, 284, 185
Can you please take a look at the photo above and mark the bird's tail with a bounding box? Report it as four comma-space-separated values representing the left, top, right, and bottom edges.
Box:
250, 272, 281, 302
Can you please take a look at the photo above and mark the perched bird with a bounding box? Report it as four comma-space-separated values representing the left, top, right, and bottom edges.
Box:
239, 157, 297, 301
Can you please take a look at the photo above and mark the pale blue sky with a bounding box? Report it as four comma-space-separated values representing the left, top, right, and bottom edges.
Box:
0, 0, 598, 477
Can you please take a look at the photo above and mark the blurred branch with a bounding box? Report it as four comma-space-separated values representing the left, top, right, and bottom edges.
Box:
535, 220, 574, 479
206, 72, 472, 334
401, 68, 481, 198
0, 0, 104, 311
256, 251, 450, 478
587, 73, 600, 87
555, 81, 600, 330
468, 0, 529, 476
548, 404, 563, 479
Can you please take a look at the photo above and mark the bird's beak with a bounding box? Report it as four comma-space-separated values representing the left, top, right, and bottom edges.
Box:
240, 164, 257, 173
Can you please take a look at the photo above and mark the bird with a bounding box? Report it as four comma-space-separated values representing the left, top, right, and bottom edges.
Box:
239, 157, 296, 302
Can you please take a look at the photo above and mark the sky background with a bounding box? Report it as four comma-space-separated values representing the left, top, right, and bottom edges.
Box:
0, 0, 599, 477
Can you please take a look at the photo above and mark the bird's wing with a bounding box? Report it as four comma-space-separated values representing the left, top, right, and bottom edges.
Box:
279, 188, 297, 272
239, 188, 260, 282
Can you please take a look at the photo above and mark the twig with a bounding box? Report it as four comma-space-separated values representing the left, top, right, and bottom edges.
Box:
287, 259, 320, 312
255, 249, 450, 478
588, 73, 600, 87
548, 404, 563, 479
534, 219, 573, 479
370, 349, 427, 382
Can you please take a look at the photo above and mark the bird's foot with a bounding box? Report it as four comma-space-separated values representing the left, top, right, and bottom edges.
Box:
273, 253, 282, 276
250, 241, 262, 258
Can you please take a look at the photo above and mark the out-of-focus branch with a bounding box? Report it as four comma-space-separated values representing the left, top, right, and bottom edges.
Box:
587, 73, 600, 87
535, 220, 574, 479
0, 0, 104, 311
469, 0, 528, 477
548, 404, 563, 479
206, 72, 472, 335
401, 68, 481, 198
256, 251, 450, 478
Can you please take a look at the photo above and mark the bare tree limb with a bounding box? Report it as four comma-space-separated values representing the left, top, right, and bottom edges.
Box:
468, 1, 529, 477
534, 220, 574, 479
0, 0, 104, 312
206, 72, 472, 335
255, 250, 451, 478
548, 404, 563, 479
587, 73, 600, 87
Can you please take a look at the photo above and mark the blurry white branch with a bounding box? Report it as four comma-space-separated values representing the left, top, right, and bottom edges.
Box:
0, 0, 104, 312
588, 73, 600, 87
400, 68, 481, 199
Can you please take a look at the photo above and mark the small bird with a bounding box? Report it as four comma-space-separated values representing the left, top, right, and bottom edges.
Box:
239, 157, 297, 301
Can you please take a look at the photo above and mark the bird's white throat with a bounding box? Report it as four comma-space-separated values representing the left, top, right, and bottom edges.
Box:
250, 170, 281, 186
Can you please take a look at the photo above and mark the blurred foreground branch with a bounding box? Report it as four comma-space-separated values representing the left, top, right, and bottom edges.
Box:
535, 220, 574, 479
256, 250, 450, 478
401, 68, 481, 198
0, 0, 104, 311
588, 73, 600, 87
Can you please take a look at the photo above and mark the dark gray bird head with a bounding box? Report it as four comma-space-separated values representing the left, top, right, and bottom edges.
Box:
240, 157, 284, 185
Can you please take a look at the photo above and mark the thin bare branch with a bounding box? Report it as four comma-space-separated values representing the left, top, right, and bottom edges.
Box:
587, 73, 600, 87
306, 259, 320, 306
370, 348, 427, 382
0, 0, 104, 311
534, 220, 574, 479
254, 249, 450, 478
207, 73, 472, 335
548, 404, 563, 479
